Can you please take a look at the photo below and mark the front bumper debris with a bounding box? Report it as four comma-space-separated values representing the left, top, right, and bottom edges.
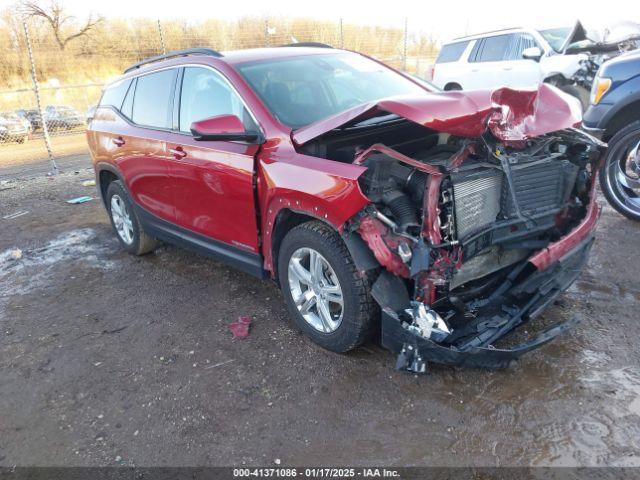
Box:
382, 235, 595, 371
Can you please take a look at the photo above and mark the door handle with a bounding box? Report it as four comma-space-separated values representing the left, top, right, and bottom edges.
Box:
169, 147, 187, 159
502, 66, 513, 71
112, 137, 125, 147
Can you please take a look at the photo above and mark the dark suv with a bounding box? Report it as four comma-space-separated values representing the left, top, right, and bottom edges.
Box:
88, 46, 604, 372
583, 50, 640, 220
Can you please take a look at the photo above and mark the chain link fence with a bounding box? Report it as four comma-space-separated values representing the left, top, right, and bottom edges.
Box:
0, 16, 439, 178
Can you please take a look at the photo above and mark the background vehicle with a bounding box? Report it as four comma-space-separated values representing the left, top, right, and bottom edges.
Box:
15, 109, 43, 131
3, 111, 32, 135
583, 50, 640, 221
0, 113, 29, 143
432, 21, 640, 109
88, 47, 602, 371
44, 105, 85, 131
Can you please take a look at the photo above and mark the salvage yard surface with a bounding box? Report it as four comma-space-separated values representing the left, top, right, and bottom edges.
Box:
1, 161, 640, 467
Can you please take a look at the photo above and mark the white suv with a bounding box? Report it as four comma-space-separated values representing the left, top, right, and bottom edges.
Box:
432, 26, 589, 104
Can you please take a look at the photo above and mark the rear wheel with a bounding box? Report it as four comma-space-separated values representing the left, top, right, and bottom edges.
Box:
106, 180, 158, 254
599, 120, 640, 221
277, 221, 377, 353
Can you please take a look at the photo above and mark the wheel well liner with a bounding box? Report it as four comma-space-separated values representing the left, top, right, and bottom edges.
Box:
97, 167, 121, 208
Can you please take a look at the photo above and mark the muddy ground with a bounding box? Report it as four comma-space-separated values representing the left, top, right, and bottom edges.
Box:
1, 156, 639, 468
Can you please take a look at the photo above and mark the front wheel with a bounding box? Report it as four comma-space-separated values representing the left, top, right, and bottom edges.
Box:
599, 120, 640, 222
277, 221, 377, 353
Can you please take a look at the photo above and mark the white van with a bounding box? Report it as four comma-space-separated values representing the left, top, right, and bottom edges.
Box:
431, 25, 590, 104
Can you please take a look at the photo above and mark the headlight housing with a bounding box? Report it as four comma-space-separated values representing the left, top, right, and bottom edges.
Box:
590, 76, 612, 105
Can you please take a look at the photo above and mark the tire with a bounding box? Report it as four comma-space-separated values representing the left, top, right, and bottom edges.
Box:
106, 180, 158, 255
599, 120, 640, 222
277, 221, 378, 353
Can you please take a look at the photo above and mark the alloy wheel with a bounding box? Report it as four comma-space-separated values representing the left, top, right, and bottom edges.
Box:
110, 194, 134, 245
287, 247, 344, 333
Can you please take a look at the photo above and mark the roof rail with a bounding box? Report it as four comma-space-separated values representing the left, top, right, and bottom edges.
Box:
124, 48, 223, 74
452, 27, 522, 41
279, 42, 333, 49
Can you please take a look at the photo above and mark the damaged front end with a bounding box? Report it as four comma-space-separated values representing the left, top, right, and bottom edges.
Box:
297, 84, 606, 372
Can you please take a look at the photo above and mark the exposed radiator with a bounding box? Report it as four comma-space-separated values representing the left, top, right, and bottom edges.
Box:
452, 173, 502, 238
502, 159, 579, 217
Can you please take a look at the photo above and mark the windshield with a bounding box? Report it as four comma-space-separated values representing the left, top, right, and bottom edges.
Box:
236, 52, 429, 129
538, 27, 573, 52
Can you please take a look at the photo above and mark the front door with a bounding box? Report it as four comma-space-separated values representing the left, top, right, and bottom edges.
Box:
165, 66, 261, 254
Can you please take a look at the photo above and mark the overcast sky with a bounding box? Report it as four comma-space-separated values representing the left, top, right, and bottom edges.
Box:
1, 0, 635, 42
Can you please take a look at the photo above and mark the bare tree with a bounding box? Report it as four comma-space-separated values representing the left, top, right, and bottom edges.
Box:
20, 0, 102, 50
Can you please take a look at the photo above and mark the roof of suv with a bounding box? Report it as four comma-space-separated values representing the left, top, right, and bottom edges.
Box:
122, 46, 344, 78
449, 27, 524, 43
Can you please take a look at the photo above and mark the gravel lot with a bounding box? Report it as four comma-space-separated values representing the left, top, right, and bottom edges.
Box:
1, 157, 639, 468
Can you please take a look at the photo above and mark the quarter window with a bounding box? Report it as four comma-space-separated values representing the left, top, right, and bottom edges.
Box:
100, 79, 132, 110
436, 41, 470, 64
131, 69, 176, 129
178, 67, 249, 133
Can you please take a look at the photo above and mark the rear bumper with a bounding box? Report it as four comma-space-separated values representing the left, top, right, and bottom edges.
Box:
382, 202, 599, 370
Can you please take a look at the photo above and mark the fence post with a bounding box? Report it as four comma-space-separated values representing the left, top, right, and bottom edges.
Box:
403, 17, 408, 71
339, 18, 344, 49
22, 20, 56, 173
157, 19, 166, 54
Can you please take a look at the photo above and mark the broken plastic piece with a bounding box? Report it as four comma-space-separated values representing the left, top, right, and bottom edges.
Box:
66, 196, 93, 204
82, 180, 96, 187
404, 301, 451, 342
229, 315, 252, 339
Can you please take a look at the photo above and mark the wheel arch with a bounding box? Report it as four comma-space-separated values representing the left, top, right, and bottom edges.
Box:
95, 162, 125, 209
444, 82, 462, 91
602, 99, 640, 141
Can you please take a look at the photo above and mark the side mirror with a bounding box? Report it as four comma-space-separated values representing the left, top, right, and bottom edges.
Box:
522, 46, 542, 62
190, 114, 262, 143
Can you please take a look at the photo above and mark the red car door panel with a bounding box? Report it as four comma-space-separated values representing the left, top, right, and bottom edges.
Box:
165, 132, 260, 252
88, 108, 175, 223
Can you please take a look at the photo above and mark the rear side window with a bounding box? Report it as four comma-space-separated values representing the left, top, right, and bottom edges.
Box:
100, 79, 132, 110
436, 41, 469, 63
132, 69, 177, 129
472, 34, 514, 62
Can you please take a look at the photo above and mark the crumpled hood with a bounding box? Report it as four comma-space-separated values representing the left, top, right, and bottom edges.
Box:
292, 83, 582, 147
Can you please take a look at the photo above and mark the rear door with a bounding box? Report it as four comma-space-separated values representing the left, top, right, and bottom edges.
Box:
113, 68, 178, 223
164, 66, 261, 253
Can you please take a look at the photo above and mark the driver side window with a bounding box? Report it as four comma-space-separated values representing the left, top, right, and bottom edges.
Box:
178, 67, 253, 133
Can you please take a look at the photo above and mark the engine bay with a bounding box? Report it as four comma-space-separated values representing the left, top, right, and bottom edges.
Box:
299, 116, 604, 371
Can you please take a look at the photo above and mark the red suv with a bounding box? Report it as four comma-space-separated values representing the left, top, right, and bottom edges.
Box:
88, 45, 605, 372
